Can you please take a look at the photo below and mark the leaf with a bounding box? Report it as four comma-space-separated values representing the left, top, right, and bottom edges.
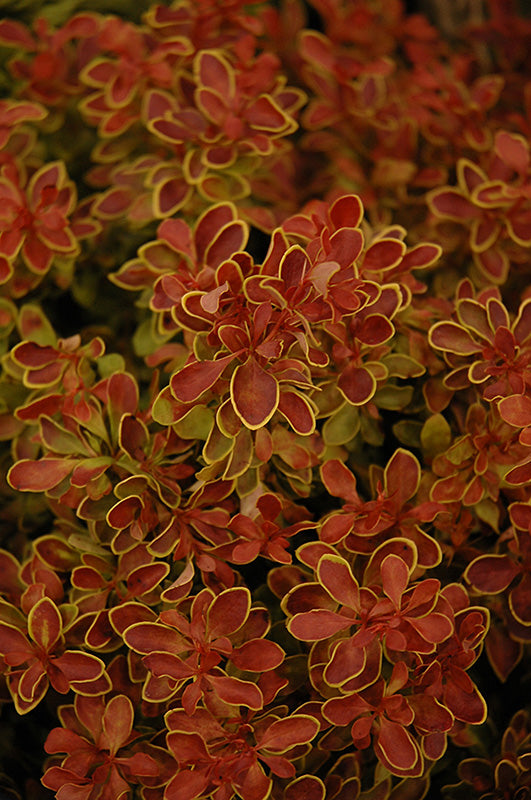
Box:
197, 50, 234, 98
363, 239, 405, 271
509, 572, 531, 624
428, 189, 478, 220
429, 322, 481, 355
357, 314, 394, 346
338, 364, 376, 405
278, 391, 315, 435
280, 246, 308, 287
328, 228, 363, 268
495, 131, 529, 174
40, 416, 91, 456
258, 714, 319, 752
12, 342, 58, 368
285, 776, 326, 800
498, 394, 531, 427
318, 554, 360, 609
52, 651, 105, 683
407, 694, 453, 733
238, 761, 271, 800
384, 449, 420, 508
324, 636, 367, 686
172, 354, 235, 403
329, 194, 364, 229
0, 623, 31, 665
28, 597, 62, 653
231, 357, 279, 429
407, 613, 453, 644
505, 460, 531, 486
123, 622, 188, 655
375, 718, 423, 777
464, 555, 520, 593
207, 587, 250, 637
207, 674, 263, 708
166, 731, 210, 763
320, 459, 359, 502
381, 555, 409, 608
8, 459, 75, 492
165, 767, 209, 800
101, 695, 133, 755
231, 639, 284, 672
288, 609, 352, 641
126, 563, 170, 596
444, 675, 487, 724
0, 19, 35, 48
246, 95, 291, 131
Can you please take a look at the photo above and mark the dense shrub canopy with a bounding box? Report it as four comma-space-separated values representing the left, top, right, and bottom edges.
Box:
0, 1, 531, 798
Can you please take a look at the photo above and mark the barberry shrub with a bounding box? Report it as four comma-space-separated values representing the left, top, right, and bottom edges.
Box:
0, 1, 530, 799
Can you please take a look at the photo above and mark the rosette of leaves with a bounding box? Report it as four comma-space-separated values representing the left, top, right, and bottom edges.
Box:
282, 538, 488, 777
442, 709, 531, 800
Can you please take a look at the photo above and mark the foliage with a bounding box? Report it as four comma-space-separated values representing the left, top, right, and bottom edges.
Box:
0, 0, 530, 798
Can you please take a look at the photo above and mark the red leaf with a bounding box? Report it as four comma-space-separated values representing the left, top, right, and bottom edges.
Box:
278, 391, 315, 435
53, 651, 104, 683
384, 449, 420, 508
198, 51, 234, 98
285, 776, 326, 800
408, 694, 453, 733
498, 394, 531, 427
123, 622, 188, 655
258, 715, 319, 752
338, 365, 376, 405
107, 496, 142, 529
154, 178, 189, 216
207, 674, 263, 708
407, 613, 453, 643
375, 718, 422, 776
318, 554, 360, 609
381, 555, 409, 608
288, 609, 352, 641
246, 95, 289, 131
465, 555, 520, 593
327, 228, 363, 268
238, 761, 271, 800
12, 342, 57, 368
205, 220, 248, 268
444, 677, 487, 724
167, 731, 210, 763
510, 572, 531, 624
0, 20, 35, 49
329, 194, 364, 229
429, 322, 481, 355
231, 639, 284, 672
172, 354, 235, 403
8, 459, 74, 492
143, 651, 193, 681
495, 131, 529, 174
231, 357, 279, 429
126, 563, 170, 596
357, 314, 394, 345
428, 189, 478, 220
324, 636, 366, 686
363, 239, 405, 271
280, 246, 308, 288
207, 587, 250, 636
321, 460, 359, 502
28, 597, 62, 653
0, 623, 31, 665
505, 460, 531, 486
165, 767, 209, 800
101, 695, 133, 755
